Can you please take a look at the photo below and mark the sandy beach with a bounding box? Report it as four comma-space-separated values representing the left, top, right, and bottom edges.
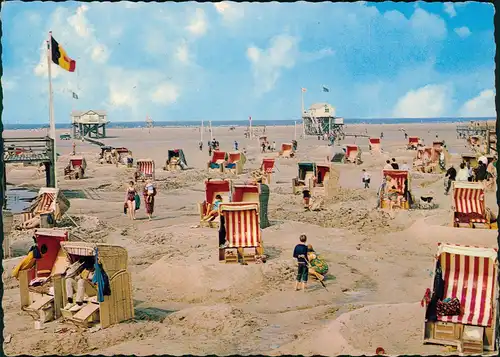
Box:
2, 122, 497, 356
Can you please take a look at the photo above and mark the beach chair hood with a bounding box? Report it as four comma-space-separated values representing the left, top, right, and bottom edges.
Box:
205, 179, 231, 203
168, 149, 187, 166
27, 188, 70, 221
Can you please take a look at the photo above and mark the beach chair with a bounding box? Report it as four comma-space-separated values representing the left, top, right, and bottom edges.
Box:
312, 163, 339, 197
218, 202, 264, 264
16, 229, 69, 324
461, 154, 479, 169
207, 151, 227, 173
407, 136, 419, 150
21, 188, 70, 229
467, 135, 482, 150
224, 152, 246, 175
259, 136, 267, 147
380, 169, 412, 210
278, 143, 294, 158
59, 242, 134, 329
292, 162, 316, 194
163, 149, 188, 171
115, 147, 130, 165
369, 138, 381, 154
199, 179, 231, 228
344, 145, 362, 165
260, 158, 275, 184
413, 147, 433, 173
64, 156, 87, 180
135, 159, 155, 182
423, 243, 498, 353
231, 182, 270, 229
452, 182, 496, 229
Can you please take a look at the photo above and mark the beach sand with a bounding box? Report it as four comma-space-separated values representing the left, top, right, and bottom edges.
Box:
2, 122, 497, 356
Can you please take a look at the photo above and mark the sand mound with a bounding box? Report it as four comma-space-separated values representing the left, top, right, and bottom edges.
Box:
59, 215, 110, 242
164, 304, 263, 335
139, 256, 266, 303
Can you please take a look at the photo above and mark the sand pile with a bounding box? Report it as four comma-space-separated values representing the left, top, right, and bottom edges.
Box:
139, 256, 266, 303
164, 304, 264, 336
59, 215, 110, 242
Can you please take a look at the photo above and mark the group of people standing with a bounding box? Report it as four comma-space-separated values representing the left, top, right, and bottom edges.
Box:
444, 156, 497, 195
124, 179, 157, 221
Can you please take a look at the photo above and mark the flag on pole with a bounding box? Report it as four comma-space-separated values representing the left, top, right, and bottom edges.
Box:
50, 35, 76, 72
322, 86, 329, 93
249, 116, 252, 121
301, 88, 307, 92
72, 92, 79, 99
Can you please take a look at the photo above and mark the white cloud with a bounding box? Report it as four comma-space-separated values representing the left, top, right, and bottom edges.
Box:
247, 34, 299, 94
392, 84, 451, 118
410, 8, 447, 41
91, 44, 110, 63
2, 78, 17, 91
459, 89, 496, 117
175, 42, 190, 63
187, 8, 207, 36
214, 2, 244, 23
151, 82, 180, 105
455, 26, 471, 38
68, 5, 92, 38
443, 3, 456, 18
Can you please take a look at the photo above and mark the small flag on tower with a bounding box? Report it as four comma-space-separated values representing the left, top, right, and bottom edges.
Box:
301, 88, 307, 92
50, 35, 76, 72
249, 116, 252, 121
72, 92, 79, 99
322, 86, 330, 93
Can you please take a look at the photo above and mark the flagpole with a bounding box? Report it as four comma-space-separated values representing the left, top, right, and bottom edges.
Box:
47, 31, 58, 188
294, 121, 297, 140
209, 121, 213, 141
201, 118, 204, 143
301, 88, 306, 138
249, 116, 252, 140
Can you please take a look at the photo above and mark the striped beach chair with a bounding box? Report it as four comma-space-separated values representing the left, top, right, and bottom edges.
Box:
224, 152, 245, 175
278, 143, 294, 158
452, 182, 494, 229
260, 158, 275, 184
423, 243, 498, 353
380, 169, 411, 210
407, 136, 419, 150
344, 144, 361, 164
199, 179, 231, 228
22, 188, 69, 225
218, 202, 263, 263
207, 151, 227, 173
368, 138, 381, 154
135, 159, 155, 182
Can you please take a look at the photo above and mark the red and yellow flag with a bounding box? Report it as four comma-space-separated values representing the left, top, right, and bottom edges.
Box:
50, 35, 76, 72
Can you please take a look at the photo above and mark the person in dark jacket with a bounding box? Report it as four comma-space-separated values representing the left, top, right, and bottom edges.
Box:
293, 234, 309, 291
475, 161, 487, 182
391, 158, 399, 170
444, 165, 457, 195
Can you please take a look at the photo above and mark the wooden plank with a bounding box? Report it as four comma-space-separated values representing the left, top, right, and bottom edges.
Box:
27, 295, 53, 311
72, 303, 99, 322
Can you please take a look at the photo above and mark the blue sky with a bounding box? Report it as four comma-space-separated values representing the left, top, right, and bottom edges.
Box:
1, 1, 495, 124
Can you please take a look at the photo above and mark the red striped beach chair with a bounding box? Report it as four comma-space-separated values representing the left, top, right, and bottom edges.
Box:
423, 243, 499, 353
207, 151, 227, 173
452, 182, 495, 229
261, 158, 275, 184
199, 179, 231, 228
22, 188, 69, 225
345, 145, 361, 164
368, 138, 381, 154
218, 202, 263, 263
278, 143, 294, 158
135, 159, 155, 182
224, 152, 245, 175
380, 170, 411, 210
407, 136, 419, 150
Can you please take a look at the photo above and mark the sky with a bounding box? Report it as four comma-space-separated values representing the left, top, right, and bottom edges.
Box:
1, 1, 496, 124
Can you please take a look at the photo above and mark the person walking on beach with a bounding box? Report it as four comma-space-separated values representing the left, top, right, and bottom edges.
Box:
208, 145, 212, 157
384, 160, 393, 170
199, 141, 203, 151
362, 169, 371, 189
400, 161, 410, 171
456, 163, 468, 181
125, 181, 138, 220
444, 165, 456, 195
391, 158, 399, 170
234, 140, 239, 151
293, 234, 309, 291
143, 180, 157, 221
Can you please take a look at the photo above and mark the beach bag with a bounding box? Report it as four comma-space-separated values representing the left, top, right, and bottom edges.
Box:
123, 203, 127, 214
134, 194, 140, 210
436, 297, 461, 316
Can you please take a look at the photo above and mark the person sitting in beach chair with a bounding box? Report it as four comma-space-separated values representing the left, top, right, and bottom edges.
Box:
386, 184, 403, 210
203, 195, 223, 222
64, 258, 96, 312
302, 188, 311, 210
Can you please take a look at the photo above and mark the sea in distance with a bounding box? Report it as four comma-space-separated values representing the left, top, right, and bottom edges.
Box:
3, 116, 494, 130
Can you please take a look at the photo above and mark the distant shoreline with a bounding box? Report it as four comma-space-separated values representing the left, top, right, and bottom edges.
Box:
3, 116, 494, 130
